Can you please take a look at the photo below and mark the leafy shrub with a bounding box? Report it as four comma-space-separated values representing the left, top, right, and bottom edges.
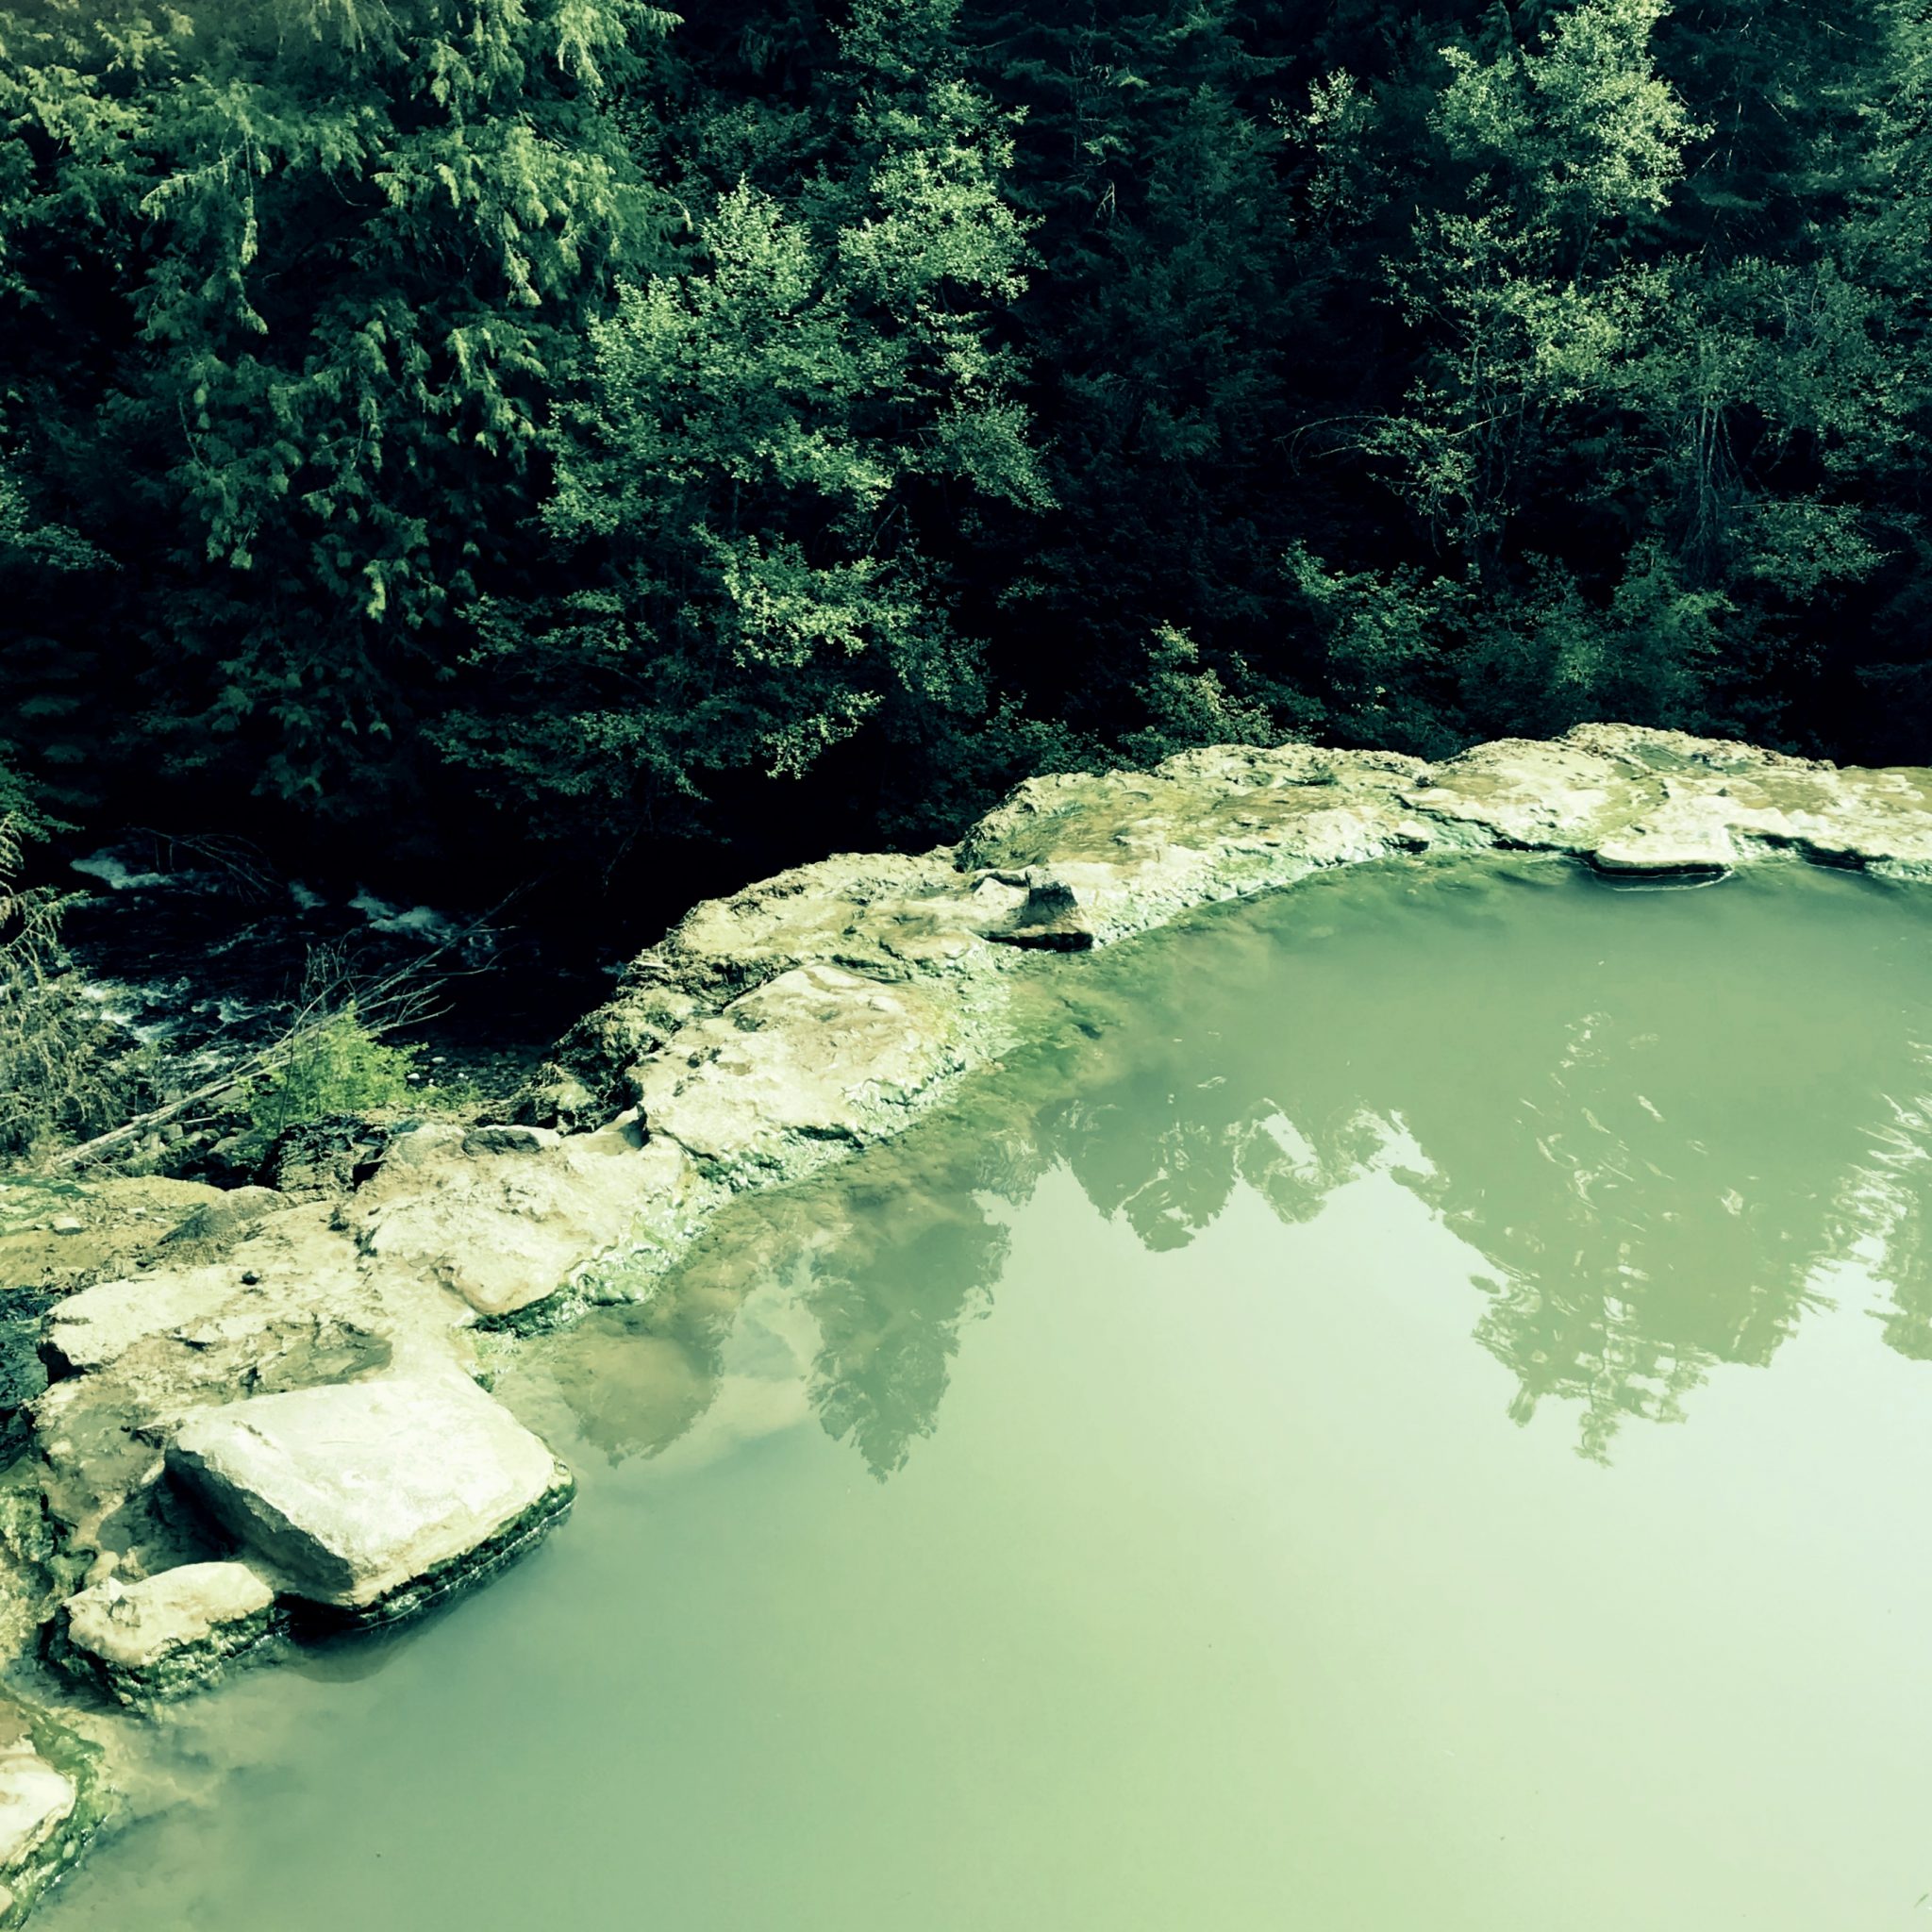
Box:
1118, 625, 1288, 768
238, 1006, 419, 1156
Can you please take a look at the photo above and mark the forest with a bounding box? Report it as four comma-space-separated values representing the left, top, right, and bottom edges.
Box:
2, 0, 1929, 902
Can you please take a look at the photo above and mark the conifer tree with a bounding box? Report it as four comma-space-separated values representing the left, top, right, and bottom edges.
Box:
0, 0, 674, 827
444, 0, 1049, 843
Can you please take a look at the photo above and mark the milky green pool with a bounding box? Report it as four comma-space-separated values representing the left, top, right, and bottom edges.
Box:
39, 858, 1932, 1930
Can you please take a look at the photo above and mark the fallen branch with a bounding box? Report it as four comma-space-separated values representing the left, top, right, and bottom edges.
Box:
43, 891, 526, 1174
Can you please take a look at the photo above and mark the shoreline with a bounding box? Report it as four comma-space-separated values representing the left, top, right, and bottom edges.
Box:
3, 722, 1931, 1923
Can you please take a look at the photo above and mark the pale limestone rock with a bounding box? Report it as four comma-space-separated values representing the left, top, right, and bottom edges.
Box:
0, 1178, 230, 1341
957, 744, 1427, 942
631, 963, 974, 1186
48, 1265, 246, 1374
1589, 797, 1742, 874
0, 1693, 96, 1923
355, 1121, 660, 1318
0, 1741, 73, 1873
639, 848, 974, 1001
25, 1205, 446, 1653
539, 724, 1932, 1257
1405, 737, 1627, 845
167, 1372, 573, 1620
58, 1561, 275, 1706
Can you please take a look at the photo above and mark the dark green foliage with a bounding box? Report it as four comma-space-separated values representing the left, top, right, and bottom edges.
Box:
0, 0, 675, 828
959, 0, 1317, 739
2, 0, 1931, 885
441, 0, 1051, 843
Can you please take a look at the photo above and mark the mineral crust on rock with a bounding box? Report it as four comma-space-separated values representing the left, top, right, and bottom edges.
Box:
630, 961, 979, 1187
47, 1265, 248, 1375
0, 1175, 229, 1459
0, 1748, 70, 1879
350, 1118, 660, 1318
55, 1561, 276, 1707
166, 1373, 574, 1623
0, 1697, 98, 1927
536, 726, 1932, 1200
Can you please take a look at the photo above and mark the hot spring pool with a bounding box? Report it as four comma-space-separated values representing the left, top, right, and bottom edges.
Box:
39, 857, 1932, 1930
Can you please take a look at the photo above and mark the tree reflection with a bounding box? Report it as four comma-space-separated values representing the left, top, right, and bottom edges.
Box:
802, 1172, 1008, 1478
1034, 863, 1932, 1459
532, 1133, 1014, 1479
541, 859, 1932, 1472
1039, 867, 1932, 1457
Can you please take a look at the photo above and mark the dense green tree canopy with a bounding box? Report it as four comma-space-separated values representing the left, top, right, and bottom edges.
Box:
1, 0, 1928, 883
0, 0, 674, 830
441, 0, 1052, 842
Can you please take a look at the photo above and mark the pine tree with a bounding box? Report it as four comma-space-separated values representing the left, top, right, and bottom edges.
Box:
444, 0, 1050, 845
961, 0, 1317, 749
0, 0, 675, 832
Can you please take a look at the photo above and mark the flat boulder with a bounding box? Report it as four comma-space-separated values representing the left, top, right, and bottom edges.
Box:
354, 1124, 653, 1320
166, 1373, 573, 1624
56, 1562, 276, 1707
46, 1264, 244, 1374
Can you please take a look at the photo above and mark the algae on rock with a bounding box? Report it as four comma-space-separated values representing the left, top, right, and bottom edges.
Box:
52, 1562, 277, 1709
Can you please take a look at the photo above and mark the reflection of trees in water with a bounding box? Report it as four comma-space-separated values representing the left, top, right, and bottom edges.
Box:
544, 865, 1932, 1472
1032, 873, 1932, 1460
1842, 1083, 1932, 1360
805, 1175, 1009, 1479
537, 1136, 1022, 1478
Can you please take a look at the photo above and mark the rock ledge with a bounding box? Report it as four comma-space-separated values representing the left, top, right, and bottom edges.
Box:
9, 722, 1932, 1923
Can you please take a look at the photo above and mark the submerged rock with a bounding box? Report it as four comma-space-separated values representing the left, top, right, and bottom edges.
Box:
166, 1373, 574, 1623
54, 1561, 276, 1707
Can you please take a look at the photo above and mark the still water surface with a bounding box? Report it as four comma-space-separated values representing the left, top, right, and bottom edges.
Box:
41, 858, 1932, 1930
